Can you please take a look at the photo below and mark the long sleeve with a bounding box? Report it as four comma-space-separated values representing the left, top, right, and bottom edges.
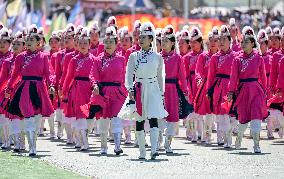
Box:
178, 57, 188, 93
44, 55, 53, 86
228, 58, 240, 92
59, 54, 72, 88
206, 56, 217, 90
277, 58, 284, 91
0, 61, 11, 91
270, 53, 279, 90
157, 54, 165, 94
259, 57, 267, 90
62, 59, 75, 96
89, 59, 100, 86
7, 55, 22, 90
195, 54, 205, 81
125, 53, 135, 91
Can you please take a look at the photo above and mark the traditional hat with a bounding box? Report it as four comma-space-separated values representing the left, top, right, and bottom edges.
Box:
179, 29, 190, 40
257, 29, 268, 42
0, 27, 11, 40
13, 31, 24, 42
38, 27, 44, 38
119, 26, 131, 39
107, 16, 117, 28
265, 26, 272, 37
272, 27, 281, 37
162, 25, 175, 39
220, 25, 230, 37
78, 27, 90, 40
27, 24, 38, 36
155, 28, 162, 41
189, 26, 202, 41
50, 31, 61, 40
105, 26, 117, 39
133, 20, 141, 32
90, 21, 100, 33
242, 26, 255, 39
139, 21, 155, 37
229, 18, 237, 29
65, 23, 76, 36
208, 26, 219, 39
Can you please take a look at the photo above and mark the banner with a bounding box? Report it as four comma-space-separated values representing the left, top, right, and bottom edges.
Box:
116, 14, 224, 38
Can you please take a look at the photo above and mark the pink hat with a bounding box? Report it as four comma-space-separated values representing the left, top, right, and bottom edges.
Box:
257, 29, 268, 42
242, 26, 255, 39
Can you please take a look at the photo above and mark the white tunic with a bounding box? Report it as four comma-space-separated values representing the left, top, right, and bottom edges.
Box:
124, 50, 168, 120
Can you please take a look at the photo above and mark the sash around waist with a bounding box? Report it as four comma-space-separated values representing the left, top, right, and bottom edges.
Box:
74, 77, 90, 81
165, 78, 178, 83
22, 76, 43, 81
216, 74, 230, 79
239, 78, 258, 83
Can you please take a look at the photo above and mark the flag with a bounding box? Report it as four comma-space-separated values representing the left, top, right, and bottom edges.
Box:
0, 1, 7, 25
68, 0, 81, 23
6, 0, 22, 17
47, 12, 67, 41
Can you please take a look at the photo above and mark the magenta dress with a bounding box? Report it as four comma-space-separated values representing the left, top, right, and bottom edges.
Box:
228, 50, 267, 124
6, 50, 54, 118
183, 50, 202, 104
90, 52, 126, 119
125, 44, 141, 63
194, 51, 214, 115
260, 52, 272, 99
90, 42, 104, 57
270, 49, 284, 92
62, 53, 94, 119
207, 49, 237, 115
232, 40, 242, 52
162, 50, 187, 122
276, 57, 284, 114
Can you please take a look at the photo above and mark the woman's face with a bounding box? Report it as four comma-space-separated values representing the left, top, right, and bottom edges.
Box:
178, 39, 190, 54
103, 38, 117, 54
259, 41, 268, 53
65, 35, 75, 49
78, 38, 90, 54
12, 40, 24, 54
219, 36, 230, 52
208, 38, 219, 52
26, 36, 39, 51
0, 40, 10, 53
230, 28, 237, 38
161, 37, 174, 52
49, 38, 60, 52
190, 40, 202, 52
139, 35, 152, 50
156, 39, 161, 52
270, 36, 280, 49
120, 37, 132, 51
241, 38, 254, 54
90, 31, 99, 45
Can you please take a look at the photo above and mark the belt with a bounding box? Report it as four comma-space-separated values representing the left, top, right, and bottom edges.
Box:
74, 77, 90, 81
100, 82, 121, 86
22, 76, 43, 81
216, 74, 230, 79
165, 78, 178, 83
266, 73, 270, 77
239, 78, 258, 83
190, 71, 195, 75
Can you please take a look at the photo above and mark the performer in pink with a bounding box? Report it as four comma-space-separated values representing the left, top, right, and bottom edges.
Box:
266, 27, 281, 55
178, 29, 191, 57
160, 25, 187, 153
155, 28, 162, 53
5, 25, 54, 156
6, 31, 26, 152
183, 26, 203, 143
62, 28, 94, 151
228, 18, 241, 52
207, 25, 238, 147
89, 21, 104, 57
0, 28, 13, 149
125, 20, 142, 62
90, 26, 126, 155
227, 26, 267, 153
194, 27, 219, 144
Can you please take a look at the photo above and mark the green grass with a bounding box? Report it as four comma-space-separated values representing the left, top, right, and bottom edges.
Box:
0, 151, 88, 179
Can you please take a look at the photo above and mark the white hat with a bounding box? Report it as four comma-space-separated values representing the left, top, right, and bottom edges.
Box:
105, 26, 117, 39
155, 28, 162, 41
75, 25, 84, 36
189, 26, 202, 41
229, 18, 237, 28
139, 22, 155, 37
65, 23, 76, 36
179, 29, 190, 40
78, 27, 90, 40
272, 27, 281, 37
182, 25, 190, 31
208, 26, 219, 39
220, 25, 230, 37
107, 16, 117, 27
38, 27, 44, 38
257, 29, 268, 42
0, 27, 11, 40
265, 26, 272, 37
133, 20, 141, 32
13, 31, 24, 42
162, 25, 175, 39
0, 22, 4, 30
118, 26, 131, 39
50, 31, 60, 40
90, 21, 100, 33
242, 26, 255, 39
27, 24, 38, 36
281, 27, 284, 38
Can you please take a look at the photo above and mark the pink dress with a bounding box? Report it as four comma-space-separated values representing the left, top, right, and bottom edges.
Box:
6, 50, 54, 118
183, 50, 203, 104
207, 49, 237, 115
62, 53, 94, 119
0, 52, 13, 114
232, 40, 242, 52
276, 57, 284, 114
260, 52, 272, 99
90, 42, 104, 57
162, 50, 187, 122
270, 49, 284, 92
125, 44, 141, 63
194, 51, 214, 115
90, 52, 126, 119
228, 50, 267, 124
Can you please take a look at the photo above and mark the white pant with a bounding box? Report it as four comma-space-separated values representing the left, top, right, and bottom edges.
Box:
111, 117, 123, 134
216, 115, 231, 132
98, 119, 111, 134
9, 119, 24, 135
165, 122, 178, 136
74, 118, 88, 130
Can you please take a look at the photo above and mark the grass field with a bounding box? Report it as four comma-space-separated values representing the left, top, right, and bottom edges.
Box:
0, 150, 88, 179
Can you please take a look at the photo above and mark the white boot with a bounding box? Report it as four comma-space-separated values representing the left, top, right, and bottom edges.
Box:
113, 132, 123, 155
150, 127, 159, 160
48, 115, 55, 138
100, 133, 108, 155
157, 131, 163, 150
266, 116, 275, 139
223, 130, 232, 148
74, 130, 82, 148
38, 119, 45, 137
27, 131, 36, 156
136, 130, 146, 159
65, 123, 73, 144
164, 135, 173, 153
1, 125, 10, 149
13, 133, 21, 152
80, 129, 89, 151
124, 126, 132, 144
57, 121, 63, 139
235, 123, 248, 150
252, 132, 261, 153
19, 132, 25, 150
